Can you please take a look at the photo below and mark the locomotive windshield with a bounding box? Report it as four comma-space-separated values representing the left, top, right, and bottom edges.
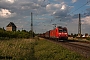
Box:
58, 28, 67, 32
63, 29, 67, 32
58, 29, 63, 32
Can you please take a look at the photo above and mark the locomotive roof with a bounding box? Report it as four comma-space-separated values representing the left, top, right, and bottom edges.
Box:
57, 26, 67, 29
57, 26, 62, 28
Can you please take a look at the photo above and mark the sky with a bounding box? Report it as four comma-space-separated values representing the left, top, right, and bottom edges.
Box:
0, 0, 90, 34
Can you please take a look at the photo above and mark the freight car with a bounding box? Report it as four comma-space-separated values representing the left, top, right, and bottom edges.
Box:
44, 26, 68, 41
45, 31, 50, 39
39, 33, 45, 38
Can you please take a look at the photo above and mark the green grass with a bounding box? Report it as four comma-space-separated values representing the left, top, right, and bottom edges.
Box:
0, 39, 36, 60
0, 38, 89, 60
34, 39, 90, 60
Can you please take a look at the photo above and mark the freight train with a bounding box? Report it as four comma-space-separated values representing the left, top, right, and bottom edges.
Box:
39, 26, 68, 41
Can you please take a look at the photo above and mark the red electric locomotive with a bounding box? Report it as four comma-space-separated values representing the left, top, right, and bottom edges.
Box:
45, 26, 68, 40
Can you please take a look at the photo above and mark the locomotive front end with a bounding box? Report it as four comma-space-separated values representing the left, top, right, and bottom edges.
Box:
58, 27, 68, 40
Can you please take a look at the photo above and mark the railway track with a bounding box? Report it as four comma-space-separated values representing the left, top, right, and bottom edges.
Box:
47, 39, 90, 58
62, 42, 90, 51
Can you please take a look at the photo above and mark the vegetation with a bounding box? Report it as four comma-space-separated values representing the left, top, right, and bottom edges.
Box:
86, 37, 90, 40
0, 39, 36, 60
0, 27, 35, 39
34, 39, 89, 60
0, 38, 89, 60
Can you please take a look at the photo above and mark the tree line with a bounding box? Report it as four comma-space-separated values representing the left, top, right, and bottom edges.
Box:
0, 27, 35, 39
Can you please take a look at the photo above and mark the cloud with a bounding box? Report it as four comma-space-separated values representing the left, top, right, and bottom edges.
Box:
72, 0, 77, 3
0, 0, 16, 4
21, 2, 40, 9
46, 2, 72, 18
61, 5, 66, 10
82, 16, 90, 25
0, 9, 16, 18
6, 0, 15, 3
86, 8, 90, 15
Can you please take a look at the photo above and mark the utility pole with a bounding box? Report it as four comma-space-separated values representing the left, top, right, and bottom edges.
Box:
31, 12, 33, 38
78, 13, 81, 37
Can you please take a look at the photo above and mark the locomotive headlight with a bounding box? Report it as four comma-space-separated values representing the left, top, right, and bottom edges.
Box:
65, 33, 67, 34
59, 33, 61, 34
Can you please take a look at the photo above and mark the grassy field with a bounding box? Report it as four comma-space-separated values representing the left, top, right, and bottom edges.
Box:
0, 38, 89, 60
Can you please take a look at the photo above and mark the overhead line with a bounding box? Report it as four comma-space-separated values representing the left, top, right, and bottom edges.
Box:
70, 1, 89, 14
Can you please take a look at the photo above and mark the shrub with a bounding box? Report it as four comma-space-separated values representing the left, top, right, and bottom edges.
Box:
0, 28, 35, 39
86, 37, 90, 40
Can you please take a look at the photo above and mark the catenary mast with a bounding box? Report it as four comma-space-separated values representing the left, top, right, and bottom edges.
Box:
31, 12, 33, 38
78, 13, 81, 37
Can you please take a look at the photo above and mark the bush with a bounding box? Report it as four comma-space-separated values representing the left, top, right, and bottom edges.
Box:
0, 28, 35, 39
86, 37, 90, 40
